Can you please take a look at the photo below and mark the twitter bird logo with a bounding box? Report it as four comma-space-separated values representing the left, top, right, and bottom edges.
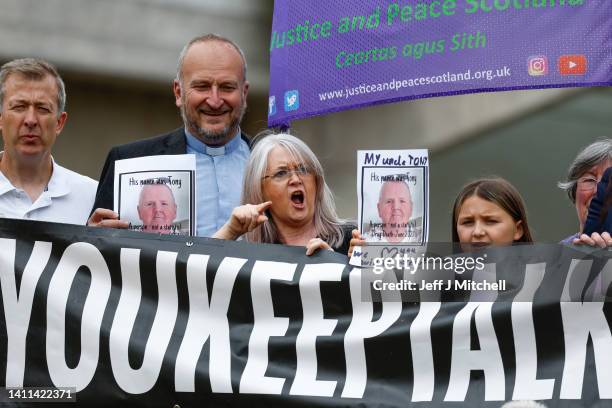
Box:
284, 90, 299, 112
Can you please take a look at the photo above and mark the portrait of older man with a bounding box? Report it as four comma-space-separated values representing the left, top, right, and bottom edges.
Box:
371, 179, 422, 243
137, 183, 178, 234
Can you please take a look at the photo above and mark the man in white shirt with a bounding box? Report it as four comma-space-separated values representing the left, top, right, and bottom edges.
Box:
0, 58, 97, 225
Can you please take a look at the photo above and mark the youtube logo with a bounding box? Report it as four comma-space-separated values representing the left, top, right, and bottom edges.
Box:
558, 55, 587, 75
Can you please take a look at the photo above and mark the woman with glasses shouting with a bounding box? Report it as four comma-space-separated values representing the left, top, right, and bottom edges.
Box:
213, 132, 353, 256
559, 139, 612, 246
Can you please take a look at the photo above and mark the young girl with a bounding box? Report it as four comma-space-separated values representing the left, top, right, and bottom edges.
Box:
452, 178, 533, 249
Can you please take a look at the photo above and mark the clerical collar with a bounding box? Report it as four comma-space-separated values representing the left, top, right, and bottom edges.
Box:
184, 128, 241, 157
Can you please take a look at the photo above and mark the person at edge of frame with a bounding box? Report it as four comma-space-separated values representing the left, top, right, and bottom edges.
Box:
0, 58, 97, 224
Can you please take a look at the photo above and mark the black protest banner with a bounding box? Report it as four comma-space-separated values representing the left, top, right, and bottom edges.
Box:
1, 218, 611, 407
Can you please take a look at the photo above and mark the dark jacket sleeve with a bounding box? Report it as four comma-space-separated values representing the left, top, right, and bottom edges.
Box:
90, 147, 121, 215
88, 128, 187, 218
584, 167, 612, 235
332, 223, 356, 257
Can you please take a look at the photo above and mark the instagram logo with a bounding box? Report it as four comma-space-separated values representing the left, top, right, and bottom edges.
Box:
528, 56, 548, 76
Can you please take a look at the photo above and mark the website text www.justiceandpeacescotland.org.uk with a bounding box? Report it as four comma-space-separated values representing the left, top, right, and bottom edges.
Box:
318, 66, 511, 102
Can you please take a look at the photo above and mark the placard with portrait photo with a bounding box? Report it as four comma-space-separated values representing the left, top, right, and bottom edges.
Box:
357, 150, 429, 246
113, 155, 196, 236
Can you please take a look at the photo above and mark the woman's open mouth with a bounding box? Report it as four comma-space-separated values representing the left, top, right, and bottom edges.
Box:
290, 191, 305, 208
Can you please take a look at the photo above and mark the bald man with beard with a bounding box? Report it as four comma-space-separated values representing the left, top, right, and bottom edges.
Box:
89, 34, 251, 237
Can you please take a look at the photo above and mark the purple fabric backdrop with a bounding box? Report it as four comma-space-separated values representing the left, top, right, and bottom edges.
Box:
268, 0, 612, 127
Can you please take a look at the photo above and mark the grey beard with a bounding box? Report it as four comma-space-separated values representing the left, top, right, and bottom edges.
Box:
193, 121, 233, 144
181, 106, 245, 146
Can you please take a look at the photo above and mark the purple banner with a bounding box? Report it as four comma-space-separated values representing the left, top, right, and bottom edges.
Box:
268, 0, 612, 127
